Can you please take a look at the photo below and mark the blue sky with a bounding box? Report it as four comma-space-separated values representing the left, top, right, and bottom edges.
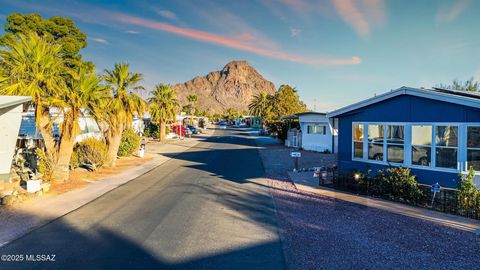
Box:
1, 0, 479, 111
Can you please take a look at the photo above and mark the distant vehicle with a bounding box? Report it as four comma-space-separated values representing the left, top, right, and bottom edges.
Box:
187, 125, 201, 134
219, 123, 227, 129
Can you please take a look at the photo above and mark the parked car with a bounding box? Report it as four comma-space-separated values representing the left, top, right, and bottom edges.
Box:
219, 123, 227, 129
187, 125, 201, 134
368, 138, 430, 165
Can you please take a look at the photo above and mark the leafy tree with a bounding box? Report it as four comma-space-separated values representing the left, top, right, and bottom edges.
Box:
1, 13, 91, 70
272, 84, 308, 117
149, 84, 179, 142
248, 92, 274, 126
186, 94, 198, 115
0, 32, 108, 182
224, 108, 240, 124
102, 63, 146, 166
51, 69, 109, 181
437, 77, 480, 92
0, 32, 64, 165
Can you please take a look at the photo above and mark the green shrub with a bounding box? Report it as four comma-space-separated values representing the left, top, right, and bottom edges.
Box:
118, 128, 141, 157
373, 167, 422, 204
457, 167, 478, 213
144, 122, 159, 139
73, 138, 108, 171
350, 167, 422, 204
267, 120, 300, 141
199, 118, 205, 128
36, 148, 55, 182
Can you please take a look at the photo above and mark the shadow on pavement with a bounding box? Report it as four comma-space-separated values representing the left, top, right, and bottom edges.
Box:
0, 214, 284, 270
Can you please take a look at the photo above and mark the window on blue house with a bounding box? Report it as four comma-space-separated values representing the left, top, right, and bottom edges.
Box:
435, 126, 458, 169
353, 123, 363, 159
368, 124, 384, 161
387, 125, 404, 163
467, 126, 480, 171
412, 125, 432, 167
307, 125, 326, 135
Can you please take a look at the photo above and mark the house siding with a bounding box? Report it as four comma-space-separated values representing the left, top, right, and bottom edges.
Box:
337, 95, 480, 188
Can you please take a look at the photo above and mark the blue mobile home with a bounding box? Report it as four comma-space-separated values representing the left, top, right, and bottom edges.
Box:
327, 87, 480, 188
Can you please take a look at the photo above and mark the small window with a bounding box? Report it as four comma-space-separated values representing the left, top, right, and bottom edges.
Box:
368, 124, 384, 161
467, 126, 480, 171
386, 125, 404, 163
307, 125, 326, 135
435, 126, 458, 169
412, 125, 432, 167
353, 123, 363, 159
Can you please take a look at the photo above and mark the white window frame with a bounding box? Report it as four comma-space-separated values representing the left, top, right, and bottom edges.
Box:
366, 124, 386, 164
434, 125, 459, 170
307, 124, 326, 135
351, 122, 475, 174
411, 124, 433, 168
386, 124, 405, 165
352, 123, 365, 160
466, 124, 480, 175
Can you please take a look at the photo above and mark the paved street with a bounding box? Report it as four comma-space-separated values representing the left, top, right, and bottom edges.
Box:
0, 128, 285, 270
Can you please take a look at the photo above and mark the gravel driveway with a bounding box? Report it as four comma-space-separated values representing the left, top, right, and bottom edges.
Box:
257, 140, 480, 270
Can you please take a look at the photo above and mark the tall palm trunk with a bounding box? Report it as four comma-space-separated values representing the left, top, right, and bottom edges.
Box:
52, 132, 75, 182
159, 122, 167, 143
106, 125, 123, 167
52, 111, 77, 183
37, 105, 56, 154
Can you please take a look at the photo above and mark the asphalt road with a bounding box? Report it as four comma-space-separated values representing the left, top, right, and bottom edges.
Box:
0, 128, 285, 270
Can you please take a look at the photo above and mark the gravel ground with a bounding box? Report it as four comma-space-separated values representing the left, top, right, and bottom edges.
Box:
257, 141, 480, 270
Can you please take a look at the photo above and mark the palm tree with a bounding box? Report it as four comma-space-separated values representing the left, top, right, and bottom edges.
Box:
248, 92, 273, 126
50, 69, 109, 181
0, 32, 64, 163
149, 84, 179, 142
186, 94, 197, 114
102, 63, 146, 166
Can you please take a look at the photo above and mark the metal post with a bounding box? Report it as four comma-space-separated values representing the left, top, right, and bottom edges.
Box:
431, 192, 436, 208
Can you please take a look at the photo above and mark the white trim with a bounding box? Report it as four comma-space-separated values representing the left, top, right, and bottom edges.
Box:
327, 87, 480, 118
350, 121, 479, 174
0, 96, 31, 110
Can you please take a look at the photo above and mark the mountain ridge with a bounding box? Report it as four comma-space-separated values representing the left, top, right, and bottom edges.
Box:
172, 61, 276, 114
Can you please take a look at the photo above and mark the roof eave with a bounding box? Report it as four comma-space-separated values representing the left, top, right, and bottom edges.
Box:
0, 96, 32, 110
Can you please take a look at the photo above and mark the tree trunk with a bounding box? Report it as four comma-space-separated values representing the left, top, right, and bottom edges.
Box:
52, 133, 75, 183
37, 105, 56, 154
159, 122, 166, 143
106, 126, 123, 167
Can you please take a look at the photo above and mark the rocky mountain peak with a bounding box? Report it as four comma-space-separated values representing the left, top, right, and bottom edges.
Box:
172, 61, 276, 114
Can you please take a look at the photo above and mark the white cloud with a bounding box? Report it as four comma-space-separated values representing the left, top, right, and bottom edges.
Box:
154, 8, 178, 21
125, 30, 140, 34
290, 27, 302, 38
90, 37, 109, 44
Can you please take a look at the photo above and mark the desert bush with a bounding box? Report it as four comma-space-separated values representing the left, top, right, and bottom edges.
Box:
143, 122, 159, 139
267, 120, 300, 141
73, 138, 108, 171
118, 128, 140, 157
373, 167, 422, 203
349, 167, 422, 204
199, 118, 206, 128
36, 148, 55, 182
457, 167, 479, 214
